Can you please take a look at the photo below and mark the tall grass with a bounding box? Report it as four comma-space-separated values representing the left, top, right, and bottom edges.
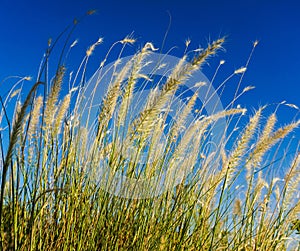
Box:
0, 19, 300, 250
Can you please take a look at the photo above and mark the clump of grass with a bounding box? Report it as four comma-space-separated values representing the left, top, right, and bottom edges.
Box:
0, 17, 299, 250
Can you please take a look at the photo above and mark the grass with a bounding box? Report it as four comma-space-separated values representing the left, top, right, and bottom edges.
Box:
0, 16, 300, 250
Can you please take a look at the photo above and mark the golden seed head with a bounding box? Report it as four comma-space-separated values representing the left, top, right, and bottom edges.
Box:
10, 89, 21, 98
121, 36, 136, 45
194, 81, 207, 87
185, 38, 191, 47
234, 67, 247, 74
285, 103, 299, 110
243, 85, 255, 92
86, 37, 103, 56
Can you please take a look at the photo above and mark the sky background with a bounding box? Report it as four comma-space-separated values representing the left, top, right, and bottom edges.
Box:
0, 0, 299, 136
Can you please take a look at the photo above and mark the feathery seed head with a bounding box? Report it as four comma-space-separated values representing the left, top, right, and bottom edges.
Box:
226, 108, 262, 175
185, 38, 191, 47
243, 86, 255, 93
86, 37, 103, 56
253, 40, 259, 47
24, 76, 32, 81
54, 94, 71, 135
250, 120, 300, 168
191, 38, 224, 69
28, 96, 43, 138
44, 66, 65, 127
234, 67, 247, 74
121, 36, 136, 45
195, 81, 207, 87
285, 103, 299, 110
10, 89, 21, 98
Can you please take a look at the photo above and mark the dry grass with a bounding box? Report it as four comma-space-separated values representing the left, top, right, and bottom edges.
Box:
0, 19, 299, 250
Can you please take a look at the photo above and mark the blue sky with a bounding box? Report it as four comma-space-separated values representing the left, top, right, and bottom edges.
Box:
0, 0, 299, 127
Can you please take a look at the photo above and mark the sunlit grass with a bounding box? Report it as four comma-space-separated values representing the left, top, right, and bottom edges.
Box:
0, 16, 300, 250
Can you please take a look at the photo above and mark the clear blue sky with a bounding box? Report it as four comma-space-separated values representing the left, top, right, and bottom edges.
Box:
0, 0, 299, 126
